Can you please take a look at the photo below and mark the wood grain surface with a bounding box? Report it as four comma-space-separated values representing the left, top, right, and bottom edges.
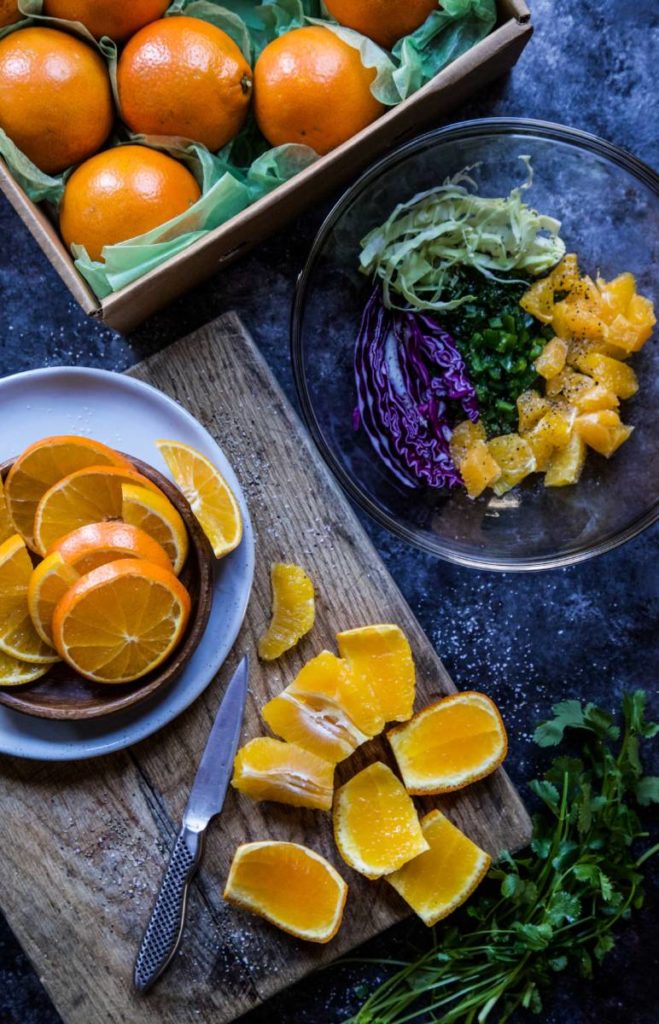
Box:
0, 314, 531, 1024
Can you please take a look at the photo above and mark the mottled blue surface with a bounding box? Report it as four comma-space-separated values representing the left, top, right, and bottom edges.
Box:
0, 1, 657, 1022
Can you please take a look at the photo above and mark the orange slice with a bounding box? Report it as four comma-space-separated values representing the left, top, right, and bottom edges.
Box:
52, 558, 191, 683
232, 737, 335, 811
0, 534, 60, 664
333, 761, 428, 879
49, 521, 172, 575
0, 476, 15, 545
4, 435, 129, 550
386, 810, 491, 926
33, 465, 160, 556
387, 692, 508, 794
121, 483, 189, 575
258, 562, 315, 661
287, 650, 377, 744
262, 690, 367, 765
28, 552, 80, 646
336, 624, 415, 732
224, 841, 347, 943
0, 650, 50, 687
155, 440, 242, 558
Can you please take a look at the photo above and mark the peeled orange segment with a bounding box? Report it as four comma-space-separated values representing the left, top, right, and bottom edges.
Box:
155, 440, 242, 559
49, 521, 173, 576
224, 841, 347, 944
288, 651, 372, 746
0, 534, 60, 664
336, 624, 415, 731
232, 737, 335, 811
28, 552, 80, 646
0, 477, 15, 545
52, 558, 191, 683
33, 465, 160, 556
333, 761, 429, 879
121, 483, 189, 576
387, 692, 508, 795
262, 690, 367, 765
0, 650, 50, 687
258, 562, 315, 661
386, 810, 491, 926
4, 436, 129, 550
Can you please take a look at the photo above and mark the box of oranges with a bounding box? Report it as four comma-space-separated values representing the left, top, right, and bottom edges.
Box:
0, 0, 531, 331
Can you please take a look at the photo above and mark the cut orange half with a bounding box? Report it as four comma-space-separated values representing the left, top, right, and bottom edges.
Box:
333, 761, 428, 879
232, 737, 335, 811
336, 624, 416, 734
224, 841, 347, 943
288, 650, 377, 743
387, 692, 508, 794
262, 690, 367, 765
28, 551, 80, 646
0, 476, 14, 545
52, 558, 191, 683
4, 435, 129, 550
155, 440, 242, 559
0, 534, 60, 664
258, 562, 315, 661
49, 521, 172, 576
0, 649, 50, 687
121, 482, 189, 575
386, 810, 491, 926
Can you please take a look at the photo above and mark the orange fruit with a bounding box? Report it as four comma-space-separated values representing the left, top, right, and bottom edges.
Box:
262, 689, 366, 765
287, 650, 371, 752
49, 521, 173, 575
231, 737, 335, 811
336, 624, 415, 733
4, 435, 130, 551
155, 440, 242, 560
121, 483, 189, 576
324, 0, 438, 51
333, 761, 428, 878
52, 558, 191, 683
117, 17, 252, 151
224, 841, 347, 944
0, 534, 60, 664
253, 26, 384, 156
33, 464, 160, 556
0, 1, 21, 29
28, 552, 80, 647
386, 810, 491, 926
0, 27, 113, 174
258, 562, 315, 661
59, 145, 201, 263
387, 692, 508, 795
0, 649, 50, 686
42, 0, 170, 42
0, 476, 14, 546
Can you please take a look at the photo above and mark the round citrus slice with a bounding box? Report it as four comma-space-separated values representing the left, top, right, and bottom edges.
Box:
387, 692, 508, 795
52, 558, 191, 683
0, 476, 15, 545
121, 482, 189, 575
4, 435, 129, 550
33, 465, 160, 556
386, 810, 491, 926
49, 521, 172, 575
231, 737, 335, 811
333, 761, 428, 879
224, 841, 347, 943
0, 650, 51, 687
257, 562, 315, 661
155, 440, 242, 558
0, 534, 60, 663
337, 624, 415, 731
28, 551, 80, 646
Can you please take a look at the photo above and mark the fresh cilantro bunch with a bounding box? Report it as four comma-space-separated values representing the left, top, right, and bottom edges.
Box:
348, 691, 659, 1024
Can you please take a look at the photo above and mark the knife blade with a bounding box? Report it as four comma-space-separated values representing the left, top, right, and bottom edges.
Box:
133, 654, 249, 994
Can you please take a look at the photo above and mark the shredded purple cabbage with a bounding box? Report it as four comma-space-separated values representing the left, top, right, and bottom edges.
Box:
354, 286, 479, 489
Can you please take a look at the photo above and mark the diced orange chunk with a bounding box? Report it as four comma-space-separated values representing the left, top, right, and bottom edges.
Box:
449, 419, 486, 468
337, 624, 415, 729
627, 292, 656, 335
544, 432, 587, 487
520, 274, 554, 323
574, 410, 633, 458
550, 252, 580, 293
607, 309, 654, 353
231, 737, 334, 811
524, 420, 556, 473
552, 298, 608, 343
572, 352, 638, 399
517, 389, 550, 434
487, 435, 536, 496
534, 337, 568, 379
459, 441, 501, 499
566, 335, 629, 365
573, 383, 619, 414
597, 272, 636, 321
262, 690, 366, 765
544, 369, 592, 402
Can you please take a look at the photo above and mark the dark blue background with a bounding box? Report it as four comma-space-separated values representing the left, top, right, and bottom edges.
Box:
0, 1, 657, 1021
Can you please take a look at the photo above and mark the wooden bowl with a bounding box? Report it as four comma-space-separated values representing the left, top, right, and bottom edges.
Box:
0, 455, 214, 721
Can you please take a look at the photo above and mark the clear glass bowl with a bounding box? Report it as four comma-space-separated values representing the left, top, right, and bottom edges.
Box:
291, 119, 659, 571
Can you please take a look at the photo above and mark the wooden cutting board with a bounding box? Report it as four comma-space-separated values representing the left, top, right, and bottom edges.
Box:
0, 314, 531, 1024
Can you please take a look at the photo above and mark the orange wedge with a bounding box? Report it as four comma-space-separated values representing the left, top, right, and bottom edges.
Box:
224, 841, 347, 943
121, 482, 189, 575
4, 435, 129, 550
232, 737, 335, 811
52, 558, 191, 683
386, 810, 491, 926
387, 692, 508, 794
0, 534, 60, 664
258, 562, 315, 661
262, 690, 367, 765
33, 465, 160, 556
50, 521, 172, 576
288, 650, 377, 743
28, 552, 80, 646
0, 477, 14, 545
333, 761, 428, 879
155, 440, 242, 559
0, 650, 50, 687
336, 624, 416, 733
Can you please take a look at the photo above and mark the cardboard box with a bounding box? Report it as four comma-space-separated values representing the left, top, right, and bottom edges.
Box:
0, 0, 531, 333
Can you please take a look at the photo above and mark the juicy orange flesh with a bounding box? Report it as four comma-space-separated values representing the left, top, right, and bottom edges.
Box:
28, 552, 80, 645
288, 651, 370, 744
0, 536, 59, 662
262, 690, 360, 764
0, 649, 50, 685
232, 737, 334, 810
0, 477, 14, 544
386, 811, 491, 926
258, 562, 315, 660
121, 482, 189, 575
337, 625, 415, 729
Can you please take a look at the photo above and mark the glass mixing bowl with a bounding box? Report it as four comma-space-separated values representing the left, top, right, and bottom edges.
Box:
291, 119, 659, 570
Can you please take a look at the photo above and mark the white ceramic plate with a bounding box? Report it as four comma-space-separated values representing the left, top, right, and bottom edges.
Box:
0, 367, 255, 761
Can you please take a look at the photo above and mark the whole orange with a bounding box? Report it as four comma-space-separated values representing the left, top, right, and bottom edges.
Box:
254, 26, 384, 156
117, 17, 253, 152
0, 0, 21, 29
42, 0, 171, 42
324, 0, 439, 51
0, 27, 113, 174
59, 145, 201, 262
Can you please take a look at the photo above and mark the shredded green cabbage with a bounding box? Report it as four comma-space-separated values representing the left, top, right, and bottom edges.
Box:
359, 157, 566, 312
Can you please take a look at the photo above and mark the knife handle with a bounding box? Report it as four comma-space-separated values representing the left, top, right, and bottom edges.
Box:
133, 825, 205, 994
